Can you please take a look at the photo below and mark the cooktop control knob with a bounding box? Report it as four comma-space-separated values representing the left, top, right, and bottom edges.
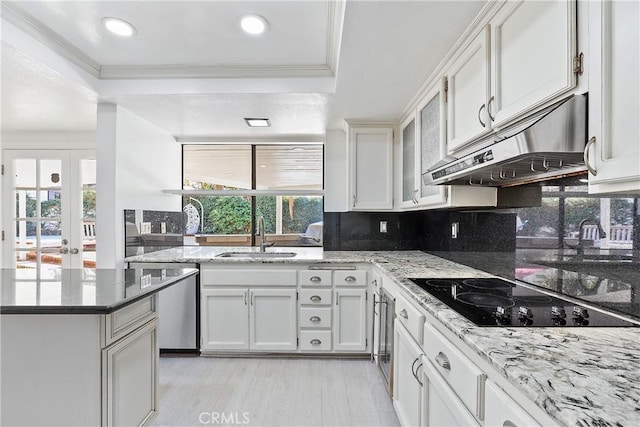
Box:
572, 306, 589, 319
518, 306, 532, 319
495, 306, 512, 324
551, 306, 566, 319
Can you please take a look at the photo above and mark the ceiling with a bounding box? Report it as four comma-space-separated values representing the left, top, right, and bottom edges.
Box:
1, 0, 486, 138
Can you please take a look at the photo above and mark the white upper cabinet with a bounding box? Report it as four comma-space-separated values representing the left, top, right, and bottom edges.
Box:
446, 26, 492, 153
348, 125, 394, 210
489, 0, 577, 127
444, 0, 578, 154
586, 0, 640, 193
397, 80, 497, 211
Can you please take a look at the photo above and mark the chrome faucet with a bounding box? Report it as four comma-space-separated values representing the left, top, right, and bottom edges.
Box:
257, 216, 275, 252
575, 218, 607, 255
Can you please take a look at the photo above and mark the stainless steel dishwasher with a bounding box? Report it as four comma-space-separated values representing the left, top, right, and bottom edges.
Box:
128, 262, 199, 352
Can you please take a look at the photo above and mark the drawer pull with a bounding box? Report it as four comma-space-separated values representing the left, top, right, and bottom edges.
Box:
310, 339, 322, 345
345, 275, 356, 282
310, 276, 322, 282
310, 295, 322, 302
399, 309, 408, 320
435, 352, 451, 370
503, 421, 517, 427
309, 316, 321, 323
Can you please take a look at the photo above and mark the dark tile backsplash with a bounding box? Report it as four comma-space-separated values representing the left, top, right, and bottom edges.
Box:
323, 211, 516, 252
124, 209, 184, 257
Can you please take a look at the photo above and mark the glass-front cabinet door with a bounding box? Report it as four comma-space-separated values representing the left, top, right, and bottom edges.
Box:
416, 81, 447, 207
400, 115, 418, 208
3, 150, 96, 272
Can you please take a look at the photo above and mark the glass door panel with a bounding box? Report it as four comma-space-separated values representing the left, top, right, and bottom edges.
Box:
3, 150, 95, 272
81, 158, 97, 267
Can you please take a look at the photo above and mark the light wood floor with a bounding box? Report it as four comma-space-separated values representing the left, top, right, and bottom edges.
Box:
151, 356, 400, 427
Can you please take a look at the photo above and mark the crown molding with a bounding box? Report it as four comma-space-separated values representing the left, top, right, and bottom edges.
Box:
325, 0, 346, 76
1, 1, 101, 77
2, 0, 344, 81
99, 63, 334, 80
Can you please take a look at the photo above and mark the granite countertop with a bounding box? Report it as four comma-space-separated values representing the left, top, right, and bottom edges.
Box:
126, 246, 640, 426
0, 267, 198, 314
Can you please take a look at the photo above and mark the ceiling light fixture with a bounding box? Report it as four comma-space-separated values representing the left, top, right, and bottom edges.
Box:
240, 14, 268, 35
244, 118, 270, 127
102, 17, 137, 37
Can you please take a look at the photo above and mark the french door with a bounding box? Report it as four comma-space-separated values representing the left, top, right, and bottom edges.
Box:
3, 150, 96, 272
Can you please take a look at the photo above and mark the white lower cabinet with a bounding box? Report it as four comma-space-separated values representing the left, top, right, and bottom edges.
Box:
249, 288, 297, 351
102, 318, 158, 427
201, 288, 296, 351
333, 288, 368, 351
421, 356, 479, 427
484, 380, 540, 427
393, 319, 424, 427
201, 288, 249, 350
0, 296, 159, 427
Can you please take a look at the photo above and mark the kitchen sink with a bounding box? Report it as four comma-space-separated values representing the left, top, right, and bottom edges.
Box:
215, 251, 297, 258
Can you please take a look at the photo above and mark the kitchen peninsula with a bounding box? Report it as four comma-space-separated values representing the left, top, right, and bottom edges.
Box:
0, 267, 198, 427
127, 247, 640, 426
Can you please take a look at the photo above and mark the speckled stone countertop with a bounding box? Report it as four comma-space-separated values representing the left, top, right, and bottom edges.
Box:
126, 247, 640, 426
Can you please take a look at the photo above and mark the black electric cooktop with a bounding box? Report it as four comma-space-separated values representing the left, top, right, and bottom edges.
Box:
409, 277, 639, 327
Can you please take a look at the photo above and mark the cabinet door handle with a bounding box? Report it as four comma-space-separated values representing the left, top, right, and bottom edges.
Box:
478, 103, 486, 127
435, 351, 451, 370
584, 136, 597, 176
488, 96, 495, 122
310, 276, 322, 283
310, 295, 322, 302
310, 339, 322, 345
244, 291, 247, 305
353, 194, 356, 207
309, 316, 321, 323
411, 357, 424, 386
345, 276, 356, 283
251, 292, 255, 306
399, 309, 408, 320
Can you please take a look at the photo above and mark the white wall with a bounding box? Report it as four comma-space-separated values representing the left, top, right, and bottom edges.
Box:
324, 129, 348, 212
96, 103, 181, 268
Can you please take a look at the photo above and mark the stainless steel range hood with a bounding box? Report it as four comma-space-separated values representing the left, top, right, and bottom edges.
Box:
423, 94, 587, 187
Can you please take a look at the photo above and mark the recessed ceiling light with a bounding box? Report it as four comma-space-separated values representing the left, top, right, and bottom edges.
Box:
260, 165, 267, 168
102, 17, 137, 37
244, 118, 270, 127
240, 14, 268, 35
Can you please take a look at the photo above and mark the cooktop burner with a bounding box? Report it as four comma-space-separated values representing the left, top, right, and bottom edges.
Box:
409, 277, 639, 327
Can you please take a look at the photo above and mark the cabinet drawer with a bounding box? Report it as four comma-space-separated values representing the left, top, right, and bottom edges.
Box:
334, 270, 367, 287
484, 380, 540, 427
395, 294, 425, 345
299, 307, 332, 328
423, 323, 486, 420
299, 289, 332, 305
299, 330, 332, 351
299, 270, 332, 287
103, 296, 157, 347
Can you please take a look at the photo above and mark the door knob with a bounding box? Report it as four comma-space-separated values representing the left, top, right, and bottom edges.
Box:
70, 248, 79, 255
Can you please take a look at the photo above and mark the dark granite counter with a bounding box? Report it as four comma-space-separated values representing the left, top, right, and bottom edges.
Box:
0, 267, 198, 314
